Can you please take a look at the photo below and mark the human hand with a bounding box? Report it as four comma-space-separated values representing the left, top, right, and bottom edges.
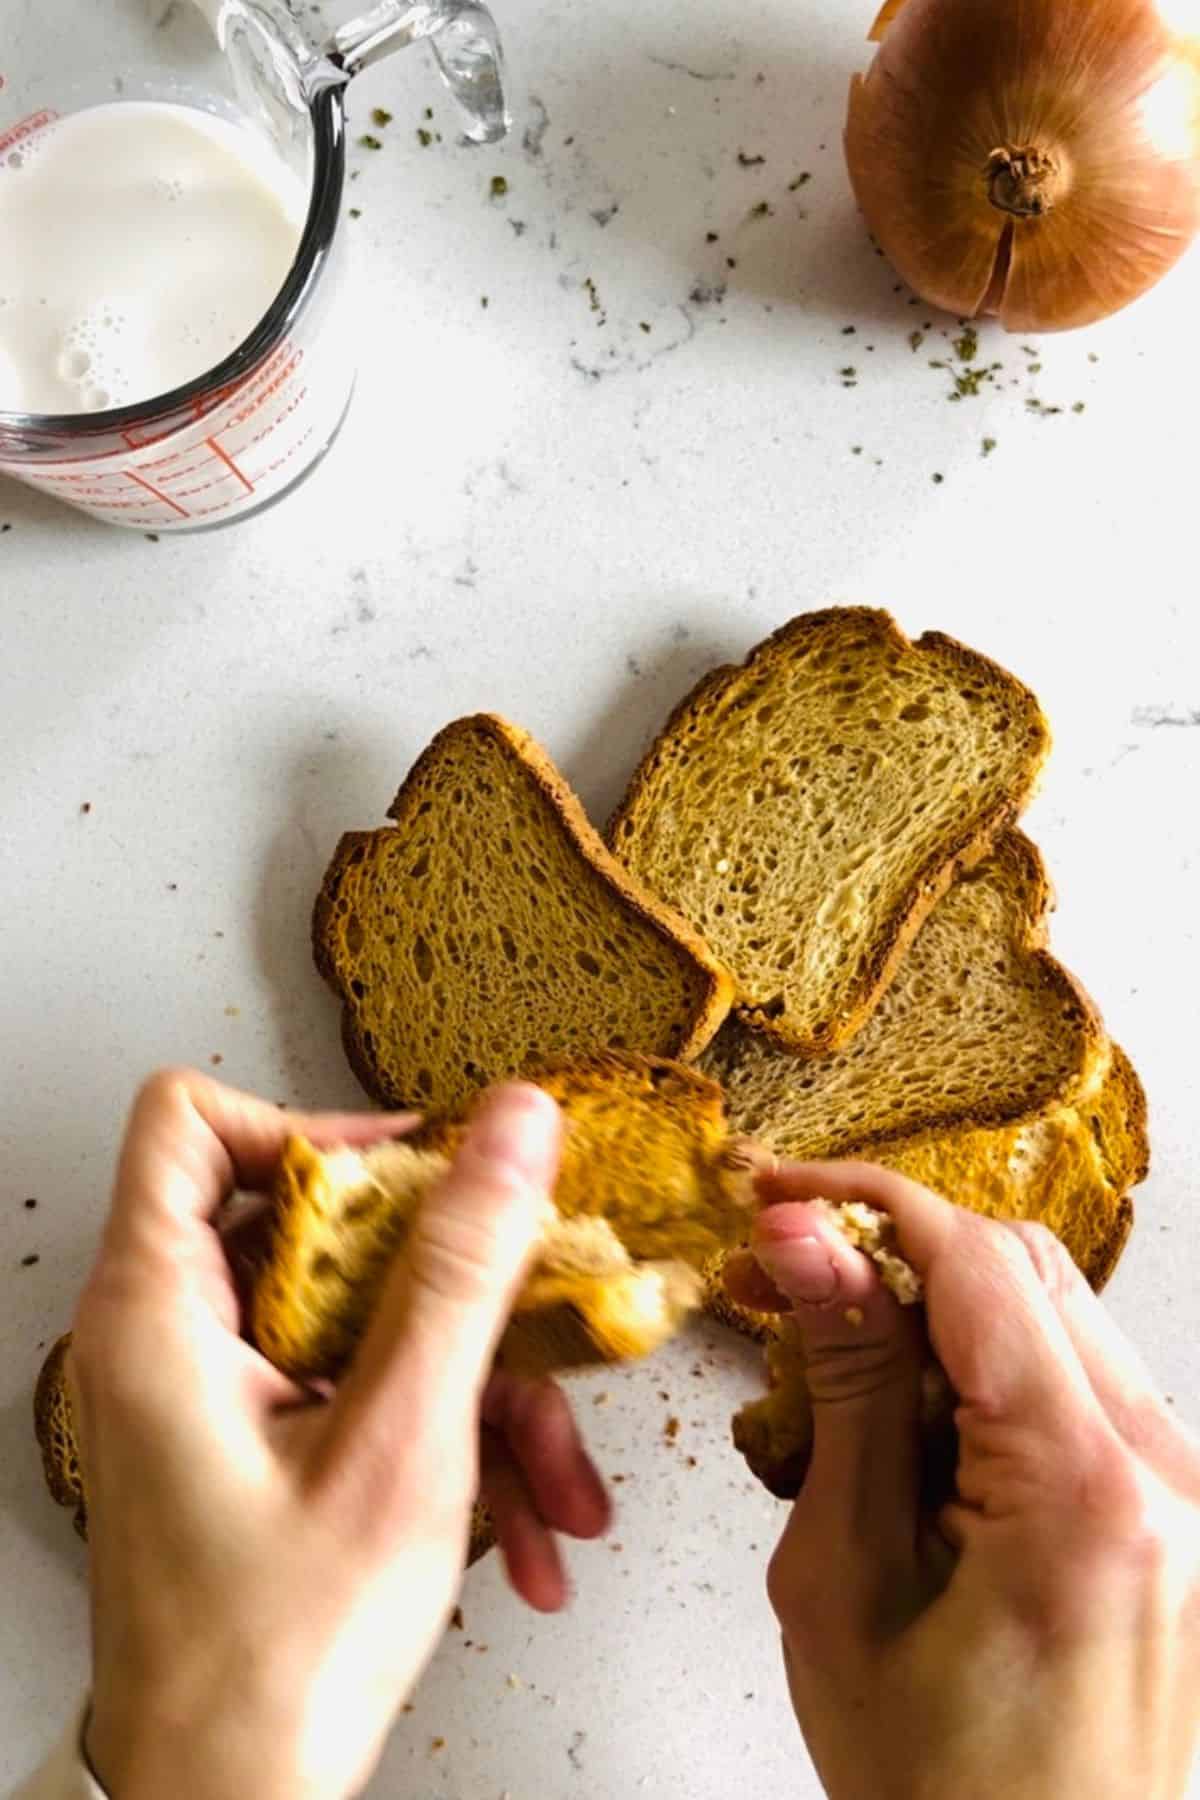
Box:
70, 1070, 610, 1800
726, 1162, 1200, 1800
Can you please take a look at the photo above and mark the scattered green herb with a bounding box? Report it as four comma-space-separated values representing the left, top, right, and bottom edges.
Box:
748, 200, 773, 218
788, 171, 811, 190
1072, 400, 1086, 413
481, 295, 489, 308
639, 321, 652, 333
417, 127, 433, 147
1088, 351, 1100, 363
490, 175, 508, 199
851, 445, 863, 455
932, 472, 944, 484
360, 134, 383, 151
952, 367, 993, 399
952, 326, 978, 362
908, 330, 925, 352
706, 231, 719, 243
726, 256, 737, 269
371, 108, 393, 127
982, 436, 997, 456
737, 150, 765, 167
842, 324, 856, 335
424, 107, 434, 121
349, 207, 362, 219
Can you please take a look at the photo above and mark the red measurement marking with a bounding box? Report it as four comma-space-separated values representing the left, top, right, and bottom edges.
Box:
0, 108, 57, 158
125, 470, 190, 519
205, 436, 254, 494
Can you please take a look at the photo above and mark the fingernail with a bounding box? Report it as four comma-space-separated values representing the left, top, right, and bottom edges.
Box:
755, 1235, 839, 1306
470, 1085, 560, 1183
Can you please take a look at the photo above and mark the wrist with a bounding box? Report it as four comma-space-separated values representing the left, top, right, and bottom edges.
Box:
85, 1685, 313, 1800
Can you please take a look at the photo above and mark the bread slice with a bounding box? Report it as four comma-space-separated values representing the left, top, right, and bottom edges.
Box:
253, 1055, 755, 1382
313, 714, 733, 1114
715, 1042, 1147, 1497
704, 1037, 1146, 1346
609, 609, 1049, 1054
33, 1335, 88, 1540
32, 1331, 498, 1566
700, 831, 1102, 1160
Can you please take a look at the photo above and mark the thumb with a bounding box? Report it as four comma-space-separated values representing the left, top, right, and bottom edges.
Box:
753, 1201, 928, 1592
333, 1084, 562, 1459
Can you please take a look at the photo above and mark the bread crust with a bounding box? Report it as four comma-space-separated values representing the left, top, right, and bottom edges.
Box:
609, 608, 1051, 1056
313, 714, 735, 1109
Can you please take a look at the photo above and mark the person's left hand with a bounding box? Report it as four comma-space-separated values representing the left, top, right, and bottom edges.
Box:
70, 1069, 610, 1800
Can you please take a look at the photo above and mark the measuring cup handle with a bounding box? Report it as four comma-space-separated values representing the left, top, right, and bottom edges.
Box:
330, 0, 509, 144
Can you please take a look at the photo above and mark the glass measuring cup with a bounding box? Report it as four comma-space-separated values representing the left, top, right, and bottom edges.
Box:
0, 0, 509, 531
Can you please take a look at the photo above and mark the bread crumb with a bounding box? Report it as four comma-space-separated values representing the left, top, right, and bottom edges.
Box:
210, 1053, 223, 1066
685, 1454, 698, 1468
430, 1736, 446, 1753
80, 802, 92, 814
223, 1005, 239, 1017
715, 857, 730, 873
819, 1199, 923, 1303
506, 1673, 523, 1690
593, 1391, 610, 1406
844, 1305, 865, 1327
664, 1415, 681, 1440
450, 1606, 464, 1630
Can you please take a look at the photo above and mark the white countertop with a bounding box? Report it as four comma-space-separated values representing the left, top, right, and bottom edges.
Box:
3, 0, 1199, 1792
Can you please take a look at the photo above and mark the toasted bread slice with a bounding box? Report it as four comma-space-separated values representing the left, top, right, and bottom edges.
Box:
253, 1055, 755, 1383
609, 609, 1049, 1054
32, 1332, 498, 1566
718, 1043, 1147, 1496
701, 831, 1102, 1159
705, 1038, 1146, 1346
33, 1335, 88, 1540
313, 715, 733, 1114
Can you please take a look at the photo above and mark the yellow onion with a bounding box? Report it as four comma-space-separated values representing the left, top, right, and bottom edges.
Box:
845, 0, 1200, 329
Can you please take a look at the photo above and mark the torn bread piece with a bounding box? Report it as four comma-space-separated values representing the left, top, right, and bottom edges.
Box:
253, 1054, 756, 1382
729, 1198, 941, 1500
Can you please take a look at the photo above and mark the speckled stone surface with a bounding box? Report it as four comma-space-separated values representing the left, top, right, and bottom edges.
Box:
2, 0, 1199, 1792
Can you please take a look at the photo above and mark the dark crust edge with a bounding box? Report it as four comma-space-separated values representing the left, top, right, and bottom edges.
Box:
34, 1332, 88, 1535
312, 714, 736, 1109
606, 607, 1052, 1058
712, 829, 1105, 1151
1086, 1195, 1135, 1294
33, 1333, 79, 1510
1097, 1043, 1151, 1192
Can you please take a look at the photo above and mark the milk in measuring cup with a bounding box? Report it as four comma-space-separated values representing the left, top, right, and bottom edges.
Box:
0, 102, 304, 414
0, 99, 353, 529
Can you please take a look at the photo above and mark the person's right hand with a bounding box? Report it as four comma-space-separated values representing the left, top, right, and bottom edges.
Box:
726, 1161, 1200, 1800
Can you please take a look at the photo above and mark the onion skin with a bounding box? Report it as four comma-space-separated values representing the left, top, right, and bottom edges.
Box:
845, 0, 1200, 330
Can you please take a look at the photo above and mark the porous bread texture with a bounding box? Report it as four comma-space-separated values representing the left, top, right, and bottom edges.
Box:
609, 608, 1049, 1054
313, 714, 733, 1114
719, 1046, 1148, 1496
704, 1040, 1146, 1344
253, 1055, 755, 1383
701, 831, 1102, 1159
33, 1336, 87, 1539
